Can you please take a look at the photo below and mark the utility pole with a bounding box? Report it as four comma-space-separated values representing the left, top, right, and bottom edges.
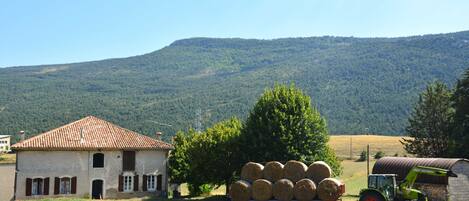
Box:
349, 136, 353, 160
367, 144, 370, 176
366, 127, 370, 176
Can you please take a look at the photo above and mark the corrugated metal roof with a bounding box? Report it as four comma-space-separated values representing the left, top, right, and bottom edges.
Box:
11, 116, 173, 151
372, 157, 468, 185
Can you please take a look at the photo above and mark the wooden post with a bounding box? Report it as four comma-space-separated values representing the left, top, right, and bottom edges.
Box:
349, 136, 353, 160
367, 144, 370, 175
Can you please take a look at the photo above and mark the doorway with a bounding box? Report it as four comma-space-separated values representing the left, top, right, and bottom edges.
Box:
92, 179, 103, 199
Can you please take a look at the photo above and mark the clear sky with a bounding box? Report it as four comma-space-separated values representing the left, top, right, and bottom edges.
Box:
1, 0, 469, 67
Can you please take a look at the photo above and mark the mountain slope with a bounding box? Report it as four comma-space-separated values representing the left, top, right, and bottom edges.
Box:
2, 31, 469, 139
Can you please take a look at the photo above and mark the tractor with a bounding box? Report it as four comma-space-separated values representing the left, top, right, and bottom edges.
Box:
359, 166, 457, 201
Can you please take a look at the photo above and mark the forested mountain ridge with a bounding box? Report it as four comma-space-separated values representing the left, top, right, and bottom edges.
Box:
2, 31, 469, 140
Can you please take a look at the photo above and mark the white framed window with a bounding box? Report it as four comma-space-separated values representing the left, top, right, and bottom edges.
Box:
60, 177, 71, 194
32, 178, 44, 195
123, 175, 133, 192
147, 175, 156, 191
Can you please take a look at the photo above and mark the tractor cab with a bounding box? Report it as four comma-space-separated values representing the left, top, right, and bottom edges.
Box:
364, 174, 398, 201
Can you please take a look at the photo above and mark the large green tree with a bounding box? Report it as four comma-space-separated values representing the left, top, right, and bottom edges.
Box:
451, 69, 469, 158
187, 117, 242, 194
401, 81, 453, 157
169, 118, 242, 196
241, 84, 341, 175
168, 129, 196, 184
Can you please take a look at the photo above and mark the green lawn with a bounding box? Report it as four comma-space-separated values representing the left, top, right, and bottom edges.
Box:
23, 195, 230, 201
0, 153, 15, 164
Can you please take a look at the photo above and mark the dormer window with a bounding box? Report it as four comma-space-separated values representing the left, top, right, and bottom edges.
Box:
93, 153, 104, 168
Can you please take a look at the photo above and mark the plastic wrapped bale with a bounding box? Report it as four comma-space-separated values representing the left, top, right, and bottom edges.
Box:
229, 180, 252, 201
263, 161, 284, 182
252, 179, 273, 201
241, 162, 264, 182
284, 160, 308, 182
273, 179, 294, 201
306, 161, 333, 184
294, 178, 317, 201
317, 178, 344, 201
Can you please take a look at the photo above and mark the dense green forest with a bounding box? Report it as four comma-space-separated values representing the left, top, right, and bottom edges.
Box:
1, 31, 469, 140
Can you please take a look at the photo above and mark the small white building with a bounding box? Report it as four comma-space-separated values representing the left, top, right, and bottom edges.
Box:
0, 135, 11, 152
11, 116, 173, 200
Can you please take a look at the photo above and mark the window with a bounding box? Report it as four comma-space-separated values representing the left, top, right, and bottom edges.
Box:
60, 177, 71, 194
368, 176, 377, 189
123, 175, 133, 192
147, 175, 156, 191
93, 153, 104, 168
32, 178, 44, 195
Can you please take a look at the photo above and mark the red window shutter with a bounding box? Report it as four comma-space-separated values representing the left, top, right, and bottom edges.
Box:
134, 175, 139, 191
71, 177, 77, 194
142, 175, 147, 191
26, 178, 32, 196
54, 177, 60, 195
43, 177, 50, 195
118, 175, 123, 192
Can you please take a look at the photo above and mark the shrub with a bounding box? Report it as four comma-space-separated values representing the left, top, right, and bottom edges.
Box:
188, 183, 214, 196
357, 150, 367, 162
374, 151, 385, 159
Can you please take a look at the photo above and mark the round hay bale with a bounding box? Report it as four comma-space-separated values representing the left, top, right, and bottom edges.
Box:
263, 161, 284, 182
229, 180, 252, 201
273, 179, 294, 201
252, 179, 273, 201
284, 160, 307, 182
317, 178, 343, 201
241, 162, 264, 182
294, 179, 317, 201
306, 161, 333, 184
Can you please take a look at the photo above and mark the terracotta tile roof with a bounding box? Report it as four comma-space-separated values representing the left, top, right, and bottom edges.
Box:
12, 116, 173, 151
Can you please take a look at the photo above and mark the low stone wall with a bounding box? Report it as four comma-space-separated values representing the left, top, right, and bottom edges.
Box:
414, 183, 448, 201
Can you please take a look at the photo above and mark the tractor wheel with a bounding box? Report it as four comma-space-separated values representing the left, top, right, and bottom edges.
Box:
359, 191, 386, 201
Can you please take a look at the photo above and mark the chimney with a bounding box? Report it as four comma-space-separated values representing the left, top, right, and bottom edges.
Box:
19, 131, 25, 142
80, 128, 84, 143
155, 131, 163, 140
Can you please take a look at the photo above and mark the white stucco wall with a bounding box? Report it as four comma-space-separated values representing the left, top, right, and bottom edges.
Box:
15, 149, 168, 200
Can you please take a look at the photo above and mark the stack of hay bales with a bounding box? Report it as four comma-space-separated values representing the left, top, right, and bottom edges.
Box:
230, 160, 344, 201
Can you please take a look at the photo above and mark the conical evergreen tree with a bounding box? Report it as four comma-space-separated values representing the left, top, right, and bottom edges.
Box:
451, 69, 469, 157
401, 81, 453, 157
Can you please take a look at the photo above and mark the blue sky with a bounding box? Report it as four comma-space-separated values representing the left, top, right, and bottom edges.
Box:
1, 0, 469, 67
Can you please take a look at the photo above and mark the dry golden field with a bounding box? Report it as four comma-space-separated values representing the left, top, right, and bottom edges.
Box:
329, 135, 410, 159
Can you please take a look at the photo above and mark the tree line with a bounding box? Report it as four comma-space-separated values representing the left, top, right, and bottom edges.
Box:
402, 68, 469, 158
168, 84, 341, 196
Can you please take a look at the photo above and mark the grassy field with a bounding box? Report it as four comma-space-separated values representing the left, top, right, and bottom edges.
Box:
329, 135, 410, 159
0, 153, 15, 164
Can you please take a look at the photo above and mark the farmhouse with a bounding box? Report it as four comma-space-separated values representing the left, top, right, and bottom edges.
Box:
0, 135, 11, 152
11, 116, 173, 200
373, 157, 469, 201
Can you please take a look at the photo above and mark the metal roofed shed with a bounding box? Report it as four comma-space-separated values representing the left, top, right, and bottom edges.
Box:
372, 157, 469, 201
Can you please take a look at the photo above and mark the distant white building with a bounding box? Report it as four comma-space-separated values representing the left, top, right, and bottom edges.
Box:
0, 135, 11, 152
